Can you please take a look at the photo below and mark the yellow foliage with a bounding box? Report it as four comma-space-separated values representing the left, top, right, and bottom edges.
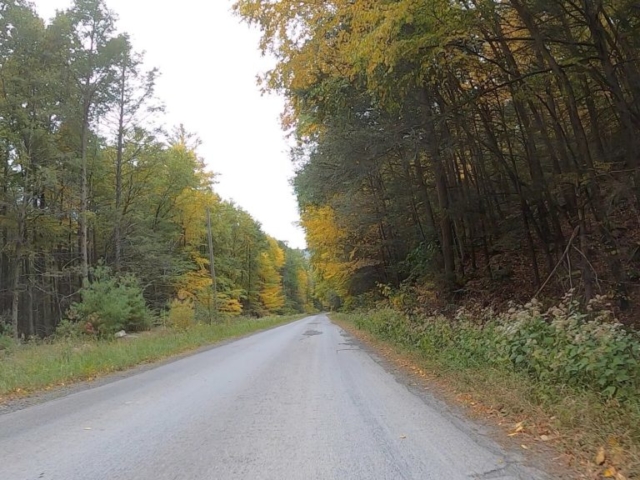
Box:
168, 299, 195, 330
296, 268, 313, 311
219, 296, 243, 316
258, 236, 286, 313
175, 188, 210, 246
301, 205, 353, 301
176, 268, 212, 301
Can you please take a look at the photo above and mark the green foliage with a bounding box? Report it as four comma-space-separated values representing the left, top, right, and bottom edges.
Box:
0, 335, 14, 352
240, 0, 640, 312
68, 266, 151, 336
0, 315, 13, 338
337, 305, 640, 476
55, 319, 88, 340
347, 295, 640, 400
494, 295, 640, 399
0, 1, 313, 338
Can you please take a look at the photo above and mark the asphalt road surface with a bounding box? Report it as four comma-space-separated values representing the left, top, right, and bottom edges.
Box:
0, 315, 549, 480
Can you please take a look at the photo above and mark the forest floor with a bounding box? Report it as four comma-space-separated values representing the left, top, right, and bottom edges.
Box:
0, 314, 305, 409
332, 314, 637, 480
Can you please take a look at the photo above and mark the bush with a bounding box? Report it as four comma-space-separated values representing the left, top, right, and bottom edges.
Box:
0, 313, 13, 338
346, 292, 640, 400
67, 266, 151, 337
168, 299, 195, 330
55, 319, 89, 339
0, 334, 14, 352
494, 294, 640, 399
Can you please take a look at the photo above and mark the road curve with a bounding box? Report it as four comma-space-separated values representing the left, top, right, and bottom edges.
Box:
0, 315, 548, 480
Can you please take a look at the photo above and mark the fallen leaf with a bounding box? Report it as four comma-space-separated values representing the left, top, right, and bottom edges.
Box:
521, 445, 528, 450
509, 422, 525, 436
615, 473, 627, 480
540, 435, 551, 442
596, 447, 606, 465
603, 466, 617, 478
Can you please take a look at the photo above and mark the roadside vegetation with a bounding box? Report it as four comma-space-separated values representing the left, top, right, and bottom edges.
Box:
0, 314, 304, 400
0, 257, 309, 399
334, 296, 640, 479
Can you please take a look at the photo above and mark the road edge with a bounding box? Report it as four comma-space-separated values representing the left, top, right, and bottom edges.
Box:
0, 315, 314, 416
330, 315, 583, 480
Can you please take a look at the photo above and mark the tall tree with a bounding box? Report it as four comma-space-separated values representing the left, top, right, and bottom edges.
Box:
54, 0, 124, 282
236, 0, 640, 314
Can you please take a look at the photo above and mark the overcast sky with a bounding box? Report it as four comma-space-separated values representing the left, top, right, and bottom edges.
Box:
33, 0, 307, 249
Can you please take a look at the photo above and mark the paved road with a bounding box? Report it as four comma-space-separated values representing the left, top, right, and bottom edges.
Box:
0, 315, 548, 480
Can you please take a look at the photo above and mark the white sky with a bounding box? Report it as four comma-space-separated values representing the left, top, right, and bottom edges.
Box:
33, 0, 307, 249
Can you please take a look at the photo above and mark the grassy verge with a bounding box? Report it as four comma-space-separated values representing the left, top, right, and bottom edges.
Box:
0, 314, 305, 400
333, 310, 639, 479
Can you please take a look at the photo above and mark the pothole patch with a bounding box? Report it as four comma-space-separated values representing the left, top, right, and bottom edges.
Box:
303, 330, 323, 336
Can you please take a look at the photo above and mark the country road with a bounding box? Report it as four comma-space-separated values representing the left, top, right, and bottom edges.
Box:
0, 315, 549, 480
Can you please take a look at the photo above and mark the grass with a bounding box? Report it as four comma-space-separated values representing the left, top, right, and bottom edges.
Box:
0, 314, 305, 399
333, 311, 640, 479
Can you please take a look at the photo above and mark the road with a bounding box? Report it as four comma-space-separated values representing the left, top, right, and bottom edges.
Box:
0, 315, 548, 480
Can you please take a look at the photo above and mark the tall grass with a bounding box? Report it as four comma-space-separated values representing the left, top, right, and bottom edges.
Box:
0, 315, 304, 397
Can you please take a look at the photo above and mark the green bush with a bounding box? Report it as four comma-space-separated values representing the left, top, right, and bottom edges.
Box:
0, 314, 13, 338
345, 293, 640, 400
67, 266, 151, 337
0, 334, 14, 352
494, 295, 640, 398
55, 319, 88, 339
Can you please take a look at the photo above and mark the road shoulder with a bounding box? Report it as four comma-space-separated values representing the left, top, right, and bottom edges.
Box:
0, 317, 308, 416
331, 316, 583, 480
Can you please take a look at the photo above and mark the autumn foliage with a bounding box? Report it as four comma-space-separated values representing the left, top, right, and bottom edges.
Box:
0, 0, 312, 338
236, 0, 640, 317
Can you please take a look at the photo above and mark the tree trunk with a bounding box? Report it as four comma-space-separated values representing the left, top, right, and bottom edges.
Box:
115, 60, 127, 271
11, 249, 21, 341
80, 100, 90, 284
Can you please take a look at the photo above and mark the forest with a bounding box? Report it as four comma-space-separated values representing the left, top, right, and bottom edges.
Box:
0, 0, 312, 340
235, 0, 640, 320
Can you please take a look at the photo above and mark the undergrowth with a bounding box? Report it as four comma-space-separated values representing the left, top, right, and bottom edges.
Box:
334, 295, 640, 478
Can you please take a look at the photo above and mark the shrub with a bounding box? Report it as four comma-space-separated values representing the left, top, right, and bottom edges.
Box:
68, 266, 151, 337
168, 299, 195, 330
55, 319, 89, 339
346, 292, 640, 399
0, 313, 13, 338
494, 295, 640, 398
0, 334, 14, 352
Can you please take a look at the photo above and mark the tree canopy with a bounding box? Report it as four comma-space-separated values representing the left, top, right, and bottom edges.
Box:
0, 0, 312, 338
236, 0, 640, 317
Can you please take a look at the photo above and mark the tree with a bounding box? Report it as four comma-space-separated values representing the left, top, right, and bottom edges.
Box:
0, 0, 311, 339
111, 36, 161, 271
236, 0, 640, 314
53, 0, 125, 283
257, 236, 286, 314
